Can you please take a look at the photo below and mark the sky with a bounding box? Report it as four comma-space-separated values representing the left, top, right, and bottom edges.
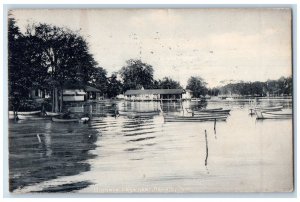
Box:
10, 9, 292, 88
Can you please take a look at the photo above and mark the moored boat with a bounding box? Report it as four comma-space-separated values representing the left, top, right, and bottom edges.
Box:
118, 110, 160, 117
164, 115, 228, 122
17, 114, 48, 120
186, 108, 230, 115
52, 117, 79, 122
256, 109, 292, 119
253, 106, 283, 112
45, 111, 61, 116
9, 110, 40, 115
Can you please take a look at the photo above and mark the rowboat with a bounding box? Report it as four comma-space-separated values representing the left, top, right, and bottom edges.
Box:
249, 105, 283, 115
9, 110, 40, 115
253, 106, 283, 112
17, 114, 48, 120
256, 109, 292, 119
164, 115, 228, 122
45, 111, 61, 116
195, 107, 223, 111
186, 108, 230, 115
118, 110, 160, 117
52, 117, 79, 122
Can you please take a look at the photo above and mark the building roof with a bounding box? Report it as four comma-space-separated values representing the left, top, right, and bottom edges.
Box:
125, 89, 185, 95
85, 86, 101, 92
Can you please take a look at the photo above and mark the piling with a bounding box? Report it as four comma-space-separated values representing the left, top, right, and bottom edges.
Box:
205, 130, 208, 166
37, 134, 41, 143
214, 119, 216, 132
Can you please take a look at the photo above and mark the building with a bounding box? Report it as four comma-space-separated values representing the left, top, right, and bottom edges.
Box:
63, 86, 101, 102
124, 89, 188, 101
182, 89, 193, 100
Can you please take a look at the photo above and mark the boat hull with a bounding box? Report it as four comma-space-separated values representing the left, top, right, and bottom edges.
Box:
164, 115, 228, 122
118, 110, 160, 117
256, 110, 292, 119
9, 111, 40, 115
17, 115, 48, 120
186, 108, 230, 115
52, 117, 79, 122
253, 106, 283, 112
45, 111, 61, 116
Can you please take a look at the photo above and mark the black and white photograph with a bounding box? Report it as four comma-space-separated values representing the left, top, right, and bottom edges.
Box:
7, 8, 293, 193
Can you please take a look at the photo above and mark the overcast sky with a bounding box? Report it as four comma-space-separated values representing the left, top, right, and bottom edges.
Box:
10, 9, 292, 87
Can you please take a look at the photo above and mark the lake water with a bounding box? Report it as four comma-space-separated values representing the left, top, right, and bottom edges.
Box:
9, 99, 293, 193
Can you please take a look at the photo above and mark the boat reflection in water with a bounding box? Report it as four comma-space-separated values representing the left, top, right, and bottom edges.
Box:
9, 120, 99, 192
9, 99, 293, 193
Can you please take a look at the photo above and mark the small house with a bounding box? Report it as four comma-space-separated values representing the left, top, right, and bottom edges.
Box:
63, 86, 101, 102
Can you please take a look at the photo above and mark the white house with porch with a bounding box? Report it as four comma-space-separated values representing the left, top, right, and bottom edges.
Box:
124, 88, 190, 101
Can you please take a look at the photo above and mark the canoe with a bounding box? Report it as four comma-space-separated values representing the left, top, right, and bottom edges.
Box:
256, 109, 292, 119
194, 107, 223, 111
194, 109, 230, 114
164, 115, 227, 122
52, 117, 79, 122
17, 114, 48, 120
186, 108, 230, 115
9, 110, 40, 115
253, 106, 283, 112
118, 110, 160, 117
45, 111, 61, 116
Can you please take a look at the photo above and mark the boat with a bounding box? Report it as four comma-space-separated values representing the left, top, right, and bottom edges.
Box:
80, 117, 90, 123
17, 114, 48, 120
164, 115, 228, 122
9, 114, 16, 120
186, 108, 230, 115
9, 110, 40, 115
52, 117, 79, 122
118, 110, 160, 117
256, 109, 292, 119
253, 106, 283, 112
45, 111, 61, 116
249, 105, 283, 115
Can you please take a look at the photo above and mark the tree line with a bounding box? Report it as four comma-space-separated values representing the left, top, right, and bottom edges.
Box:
217, 77, 292, 97
8, 19, 292, 112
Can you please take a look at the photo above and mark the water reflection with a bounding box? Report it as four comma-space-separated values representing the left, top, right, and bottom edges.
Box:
9, 120, 99, 192
9, 98, 293, 193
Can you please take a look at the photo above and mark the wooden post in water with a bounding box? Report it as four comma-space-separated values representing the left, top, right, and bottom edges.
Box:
205, 130, 208, 166
214, 118, 216, 134
37, 134, 41, 143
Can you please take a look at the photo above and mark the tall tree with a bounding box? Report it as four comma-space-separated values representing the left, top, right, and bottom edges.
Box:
89, 67, 108, 96
119, 59, 154, 91
26, 24, 98, 112
107, 73, 122, 98
8, 17, 34, 116
186, 76, 208, 98
158, 77, 182, 89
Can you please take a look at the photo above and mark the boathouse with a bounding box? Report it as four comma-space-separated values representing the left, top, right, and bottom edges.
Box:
63, 86, 101, 102
124, 89, 188, 101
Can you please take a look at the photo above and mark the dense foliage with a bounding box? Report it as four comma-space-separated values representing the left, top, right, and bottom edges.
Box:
218, 77, 292, 96
8, 17, 292, 113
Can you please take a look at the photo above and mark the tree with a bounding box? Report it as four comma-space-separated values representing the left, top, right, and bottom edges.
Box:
8, 17, 35, 117
107, 73, 122, 98
157, 77, 182, 89
26, 23, 98, 112
119, 59, 154, 91
89, 67, 108, 96
186, 76, 208, 98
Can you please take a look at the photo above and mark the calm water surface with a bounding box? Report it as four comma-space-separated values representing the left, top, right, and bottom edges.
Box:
9, 99, 293, 193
